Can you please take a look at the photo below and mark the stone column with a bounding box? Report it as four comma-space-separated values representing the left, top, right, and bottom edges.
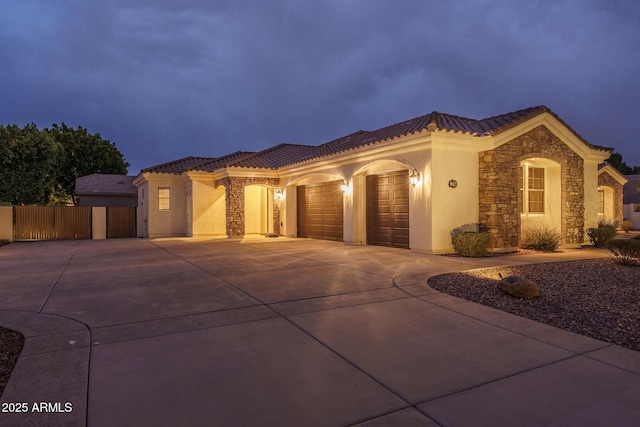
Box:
220, 177, 245, 238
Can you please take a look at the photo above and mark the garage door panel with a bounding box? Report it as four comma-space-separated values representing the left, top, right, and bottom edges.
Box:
297, 181, 343, 241
367, 171, 410, 249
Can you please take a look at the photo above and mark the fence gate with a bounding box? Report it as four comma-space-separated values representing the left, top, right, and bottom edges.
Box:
14, 206, 91, 240
107, 207, 137, 238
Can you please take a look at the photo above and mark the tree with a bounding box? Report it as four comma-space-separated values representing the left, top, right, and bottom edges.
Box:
606, 152, 640, 175
48, 123, 129, 204
0, 124, 61, 205
0, 123, 129, 205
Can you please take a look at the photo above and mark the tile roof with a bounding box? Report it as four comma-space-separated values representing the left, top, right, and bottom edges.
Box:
141, 156, 218, 174
75, 174, 137, 194
188, 151, 255, 172
140, 106, 612, 174
301, 107, 544, 163
225, 144, 315, 169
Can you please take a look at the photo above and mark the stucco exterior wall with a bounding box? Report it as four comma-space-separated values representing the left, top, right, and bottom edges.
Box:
244, 185, 272, 234
429, 139, 479, 253
91, 207, 107, 239
478, 125, 585, 250
623, 204, 640, 229
0, 206, 13, 241
137, 174, 187, 238
189, 178, 226, 236
582, 160, 600, 233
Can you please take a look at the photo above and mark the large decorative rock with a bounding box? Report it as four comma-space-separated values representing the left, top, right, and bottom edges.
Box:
498, 276, 540, 299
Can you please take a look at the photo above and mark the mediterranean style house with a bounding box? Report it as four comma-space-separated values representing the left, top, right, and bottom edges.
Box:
133, 105, 627, 253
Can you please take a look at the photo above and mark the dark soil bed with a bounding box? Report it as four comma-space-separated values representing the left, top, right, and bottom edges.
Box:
0, 327, 24, 397
428, 258, 640, 351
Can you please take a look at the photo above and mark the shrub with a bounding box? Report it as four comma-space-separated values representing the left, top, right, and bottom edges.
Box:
620, 220, 633, 232
451, 230, 490, 257
607, 239, 640, 266
521, 225, 562, 252
587, 221, 618, 248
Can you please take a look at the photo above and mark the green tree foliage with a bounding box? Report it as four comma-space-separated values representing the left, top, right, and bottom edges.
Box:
49, 123, 129, 204
0, 123, 129, 205
606, 152, 640, 175
0, 124, 61, 205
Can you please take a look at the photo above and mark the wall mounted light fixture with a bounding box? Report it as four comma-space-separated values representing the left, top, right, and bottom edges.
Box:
410, 169, 421, 187
340, 180, 351, 194
274, 187, 284, 201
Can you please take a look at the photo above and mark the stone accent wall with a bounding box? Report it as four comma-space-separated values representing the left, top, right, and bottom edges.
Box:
216, 176, 280, 237
598, 171, 624, 224
478, 125, 584, 249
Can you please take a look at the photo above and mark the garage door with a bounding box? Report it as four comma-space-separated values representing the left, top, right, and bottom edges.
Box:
297, 181, 343, 241
366, 170, 409, 248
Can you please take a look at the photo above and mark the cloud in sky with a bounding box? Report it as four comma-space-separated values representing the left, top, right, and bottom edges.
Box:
1, 0, 639, 173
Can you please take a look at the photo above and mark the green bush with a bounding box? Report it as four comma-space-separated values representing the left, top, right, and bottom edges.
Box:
521, 225, 562, 252
451, 231, 490, 257
587, 221, 618, 248
607, 239, 640, 266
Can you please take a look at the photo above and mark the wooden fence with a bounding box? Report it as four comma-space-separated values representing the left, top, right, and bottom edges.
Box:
107, 207, 137, 238
14, 206, 91, 240
12, 206, 136, 241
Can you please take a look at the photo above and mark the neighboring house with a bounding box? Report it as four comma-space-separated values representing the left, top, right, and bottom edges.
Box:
623, 174, 640, 229
134, 105, 618, 253
75, 174, 138, 207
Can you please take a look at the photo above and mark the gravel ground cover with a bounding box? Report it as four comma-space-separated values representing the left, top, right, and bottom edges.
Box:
428, 258, 640, 351
0, 327, 24, 397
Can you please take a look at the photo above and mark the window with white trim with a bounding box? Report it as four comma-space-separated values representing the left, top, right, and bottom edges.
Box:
521, 166, 545, 214
598, 190, 604, 214
158, 188, 171, 210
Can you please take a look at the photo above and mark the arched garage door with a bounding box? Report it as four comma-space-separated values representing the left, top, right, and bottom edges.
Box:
297, 181, 344, 241
366, 170, 409, 248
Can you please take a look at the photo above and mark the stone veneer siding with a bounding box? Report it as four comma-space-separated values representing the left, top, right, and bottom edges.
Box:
598, 171, 624, 224
216, 176, 280, 237
478, 125, 585, 249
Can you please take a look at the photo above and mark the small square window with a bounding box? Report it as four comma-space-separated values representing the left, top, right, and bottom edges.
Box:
158, 188, 171, 210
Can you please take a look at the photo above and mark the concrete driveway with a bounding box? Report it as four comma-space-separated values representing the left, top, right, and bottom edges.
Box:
1, 237, 639, 426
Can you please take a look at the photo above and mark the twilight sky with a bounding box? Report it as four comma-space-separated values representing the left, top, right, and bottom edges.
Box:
1, 0, 639, 174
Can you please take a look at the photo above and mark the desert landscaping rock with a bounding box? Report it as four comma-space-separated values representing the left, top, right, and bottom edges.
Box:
497, 276, 540, 299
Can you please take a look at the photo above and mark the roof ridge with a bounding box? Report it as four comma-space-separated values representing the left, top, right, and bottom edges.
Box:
478, 105, 547, 122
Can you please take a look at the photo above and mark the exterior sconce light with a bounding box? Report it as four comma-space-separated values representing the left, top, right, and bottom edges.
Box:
274, 188, 284, 201
340, 180, 352, 194
410, 169, 421, 187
